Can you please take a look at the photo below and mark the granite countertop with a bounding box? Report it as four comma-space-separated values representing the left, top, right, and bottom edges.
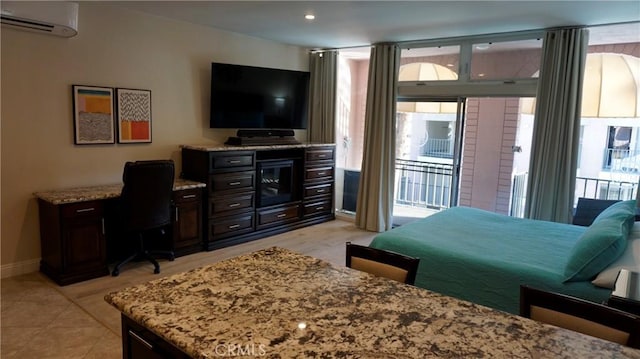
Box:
181, 142, 335, 152
34, 178, 205, 205
104, 247, 640, 359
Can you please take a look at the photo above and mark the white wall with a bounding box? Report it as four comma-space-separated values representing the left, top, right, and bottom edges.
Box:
1, 3, 309, 276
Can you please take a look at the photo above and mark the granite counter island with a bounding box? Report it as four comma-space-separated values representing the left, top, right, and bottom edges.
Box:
105, 247, 640, 358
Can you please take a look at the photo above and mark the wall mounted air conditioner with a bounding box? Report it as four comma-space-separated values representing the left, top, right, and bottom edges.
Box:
1, 1, 78, 37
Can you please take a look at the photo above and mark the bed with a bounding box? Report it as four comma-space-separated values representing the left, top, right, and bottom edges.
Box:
369, 201, 638, 314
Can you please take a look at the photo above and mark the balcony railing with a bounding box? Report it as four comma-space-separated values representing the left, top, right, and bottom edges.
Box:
510, 172, 528, 218
603, 149, 639, 173
395, 159, 453, 210
390, 159, 638, 219
510, 173, 638, 218
421, 138, 453, 158
575, 176, 638, 201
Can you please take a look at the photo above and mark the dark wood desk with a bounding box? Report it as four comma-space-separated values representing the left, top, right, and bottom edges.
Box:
34, 179, 205, 285
105, 248, 640, 358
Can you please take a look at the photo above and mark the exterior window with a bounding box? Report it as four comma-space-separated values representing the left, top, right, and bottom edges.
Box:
400, 46, 460, 81
605, 126, 636, 172
334, 48, 370, 215
470, 38, 542, 80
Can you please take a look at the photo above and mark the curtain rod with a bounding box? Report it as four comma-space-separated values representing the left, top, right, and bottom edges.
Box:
308, 20, 638, 54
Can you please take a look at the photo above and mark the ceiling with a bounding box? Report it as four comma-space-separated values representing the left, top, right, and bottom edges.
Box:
111, 1, 640, 50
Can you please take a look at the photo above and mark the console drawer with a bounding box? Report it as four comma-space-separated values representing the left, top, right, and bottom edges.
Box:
210, 152, 254, 171
304, 182, 333, 198
306, 148, 334, 162
304, 166, 334, 181
210, 213, 254, 238
304, 199, 333, 216
210, 171, 255, 193
257, 203, 300, 228
210, 193, 254, 215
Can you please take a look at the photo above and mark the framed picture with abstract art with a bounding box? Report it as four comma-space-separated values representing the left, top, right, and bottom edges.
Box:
116, 88, 152, 143
72, 85, 115, 145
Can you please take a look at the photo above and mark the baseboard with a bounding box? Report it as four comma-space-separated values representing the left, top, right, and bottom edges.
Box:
1, 258, 40, 278
335, 211, 355, 223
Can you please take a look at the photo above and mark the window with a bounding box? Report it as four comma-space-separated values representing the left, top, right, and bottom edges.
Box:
334, 48, 370, 215
470, 38, 542, 80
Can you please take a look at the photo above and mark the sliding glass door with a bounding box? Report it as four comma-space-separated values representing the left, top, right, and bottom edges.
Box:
394, 98, 464, 223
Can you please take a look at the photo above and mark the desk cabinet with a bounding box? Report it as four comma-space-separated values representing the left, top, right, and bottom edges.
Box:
172, 188, 203, 257
38, 199, 109, 285
35, 179, 205, 285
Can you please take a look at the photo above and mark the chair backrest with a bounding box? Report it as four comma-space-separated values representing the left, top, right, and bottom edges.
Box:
573, 198, 620, 226
346, 242, 420, 285
121, 160, 175, 231
520, 285, 640, 348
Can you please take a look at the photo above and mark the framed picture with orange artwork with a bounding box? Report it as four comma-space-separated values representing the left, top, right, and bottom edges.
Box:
72, 85, 115, 145
116, 88, 152, 143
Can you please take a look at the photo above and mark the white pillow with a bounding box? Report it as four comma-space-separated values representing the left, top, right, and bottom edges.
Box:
591, 222, 640, 289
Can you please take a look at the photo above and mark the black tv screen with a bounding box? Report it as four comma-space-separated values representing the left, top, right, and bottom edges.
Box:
210, 62, 309, 129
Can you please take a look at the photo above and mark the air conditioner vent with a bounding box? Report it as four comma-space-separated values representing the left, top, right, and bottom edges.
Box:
1, 2, 78, 37
1, 16, 54, 32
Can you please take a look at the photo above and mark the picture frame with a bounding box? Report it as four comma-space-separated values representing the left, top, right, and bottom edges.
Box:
72, 85, 115, 145
116, 88, 152, 143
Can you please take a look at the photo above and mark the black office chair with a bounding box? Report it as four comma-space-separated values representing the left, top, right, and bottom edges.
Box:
346, 242, 420, 285
111, 160, 176, 276
520, 285, 640, 348
572, 198, 621, 226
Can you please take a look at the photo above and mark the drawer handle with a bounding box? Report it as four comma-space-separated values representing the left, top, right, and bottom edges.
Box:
316, 207, 324, 210
229, 224, 240, 229
128, 330, 153, 350
228, 181, 241, 186
76, 208, 95, 213
175, 207, 179, 222
316, 172, 326, 176
228, 203, 241, 208
182, 194, 196, 199
317, 154, 327, 158
316, 189, 326, 193
277, 213, 287, 218
227, 160, 241, 164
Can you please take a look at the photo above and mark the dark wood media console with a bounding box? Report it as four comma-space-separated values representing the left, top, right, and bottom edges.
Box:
181, 144, 335, 250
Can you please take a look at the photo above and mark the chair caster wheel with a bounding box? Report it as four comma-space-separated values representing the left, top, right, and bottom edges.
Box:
169, 255, 175, 261
154, 268, 160, 274
112, 269, 120, 277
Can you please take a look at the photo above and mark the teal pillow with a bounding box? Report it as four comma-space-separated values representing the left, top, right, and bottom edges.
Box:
563, 217, 629, 282
593, 200, 636, 228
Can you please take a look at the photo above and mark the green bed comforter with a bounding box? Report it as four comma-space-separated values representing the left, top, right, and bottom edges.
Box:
369, 206, 612, 314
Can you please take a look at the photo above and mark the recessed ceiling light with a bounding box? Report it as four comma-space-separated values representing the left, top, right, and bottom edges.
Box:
305, 14, 315, 20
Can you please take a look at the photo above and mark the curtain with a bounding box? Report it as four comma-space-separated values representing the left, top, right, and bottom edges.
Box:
308, 51, 338, 143
636, 178, 640, 206
355, 44, 400, 232
525, 28, 589, 223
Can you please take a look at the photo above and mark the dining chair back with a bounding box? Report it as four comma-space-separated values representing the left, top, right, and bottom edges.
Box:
520, 285, 640, 348
346, 242, 419, 285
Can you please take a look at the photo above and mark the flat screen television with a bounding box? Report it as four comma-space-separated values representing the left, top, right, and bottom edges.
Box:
210, 62, 310, 130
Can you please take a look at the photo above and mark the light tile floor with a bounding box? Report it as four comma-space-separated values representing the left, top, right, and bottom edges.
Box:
1, 272, 121, 358
1, 219, 376, 358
